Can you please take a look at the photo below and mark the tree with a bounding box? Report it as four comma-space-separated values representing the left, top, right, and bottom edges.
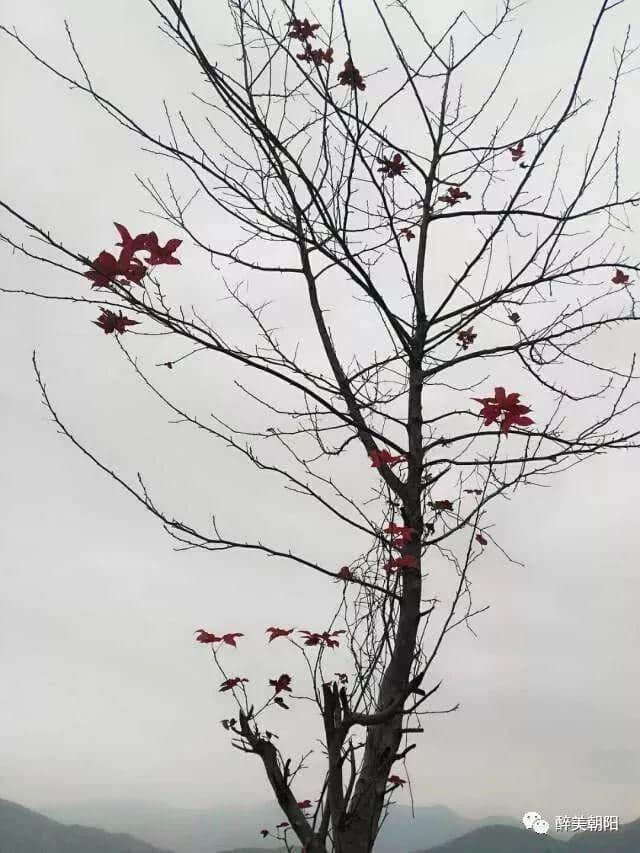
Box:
1, 1, 639, 851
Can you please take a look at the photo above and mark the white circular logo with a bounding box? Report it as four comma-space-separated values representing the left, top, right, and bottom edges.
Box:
522, 811, 542, 830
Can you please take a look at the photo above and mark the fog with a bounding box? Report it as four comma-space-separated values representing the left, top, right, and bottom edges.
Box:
1, 0, 639, 833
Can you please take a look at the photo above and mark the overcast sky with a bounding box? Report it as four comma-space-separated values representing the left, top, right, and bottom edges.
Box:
1, 0, 639, 831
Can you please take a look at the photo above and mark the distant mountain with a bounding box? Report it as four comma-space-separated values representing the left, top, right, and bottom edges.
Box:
415, 818, 640, 853
36, 800, 520, 853
41, 798, 519, 853
567, 817, 640, 850
416, 824, 565, 852
0, 798, 174, 853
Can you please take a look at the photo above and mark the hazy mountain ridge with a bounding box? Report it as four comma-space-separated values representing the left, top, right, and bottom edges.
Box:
39, 798, 518, 853
412, 817, 640, 853
0, 798, 174, 853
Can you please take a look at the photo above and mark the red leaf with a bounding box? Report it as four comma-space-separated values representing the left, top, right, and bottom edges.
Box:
509, 141, 525, 162
456, 326, 477, 350
297, 44, 333, 66
269, 673, 292, 694
429, 499, 453, 512
194, 629, 220, 644
384, 554, 418, 574
221, 632, 244, 647
84, 250, 147, 289
276, 821, 289, 828
335, 565, 354, 581
369, 448, 406, 469
337, 59, 366, 91
388, 774, 406, 787
377, 152, 408, 178
288, 17, 321, 41
399, 227, 415, 241
143, 232, 182, 266
611, 268, 630, 284
472, 387, 534, 436
260, 828, 269, 837
438, 185, 471, 207
266, 626, 294, 642
475, 533, 488, 546
219, 677, 249, 692
93, 309, 139, 335
273, 696, 290, 709
297, 799, 312, 810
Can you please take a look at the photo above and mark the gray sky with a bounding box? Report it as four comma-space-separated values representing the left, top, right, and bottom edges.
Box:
1, 0, 639, 830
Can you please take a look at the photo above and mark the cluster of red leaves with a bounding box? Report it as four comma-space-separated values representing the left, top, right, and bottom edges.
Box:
297, 799, 313, 810
194, 629, 244, 647
509, 141, 525, 162
219, 677, 248, 692
429, 499, 453, 512
369, 448, 405, 469
335, 565, 354, 581
288, 17, 321, 41
438, 185, 471, 206
338, 59, 366, 90
266, 626, 294, 642
383, 554, 418, 575
297, 44, 334, 65
85, 222, 181, 333
269, 673, 292, 694
456, 327, 476, 350
377, 153, 408, 178
399, 227, 415, 241
384, 523, 416, 548
93, 309, 139, 335
299, 629, 345, 648
388, 775, 406, 787
472, 386, 534, 435
612, 268, 631, 284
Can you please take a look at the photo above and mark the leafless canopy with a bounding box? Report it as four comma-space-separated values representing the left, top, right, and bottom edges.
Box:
1, 1, 639, 850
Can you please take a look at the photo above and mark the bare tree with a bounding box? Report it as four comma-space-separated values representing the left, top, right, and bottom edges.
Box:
1, 1, 639, 851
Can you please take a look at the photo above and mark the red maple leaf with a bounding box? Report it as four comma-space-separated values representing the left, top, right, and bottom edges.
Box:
399, 227, 415, 241
93, 309, 139, 335
194, 629, 220, 644
220, 718, 236, 729
219, 677, 249, 692
456, 327, 477, 350
337, 59, 366, 91
143, 232, 182, 266
335, 565, 354, 581
288, 17, 321, 41
266, 626, 294, 642
472, 386, 534, 435
611, 268, 630, 284
475, 533, 488, 546
83, 249, 147, 288
297, 44, 333, 66
509, 312, 521, 324
437, 185, 471, 206
273, 697, 290, 710
297, 800, 312, 810
221, 632, 244, 647
269, 673, 292, 694
383, 554, 418, 574
384, 523, 416, 548
377, 153, 408, 178
388, 775, 406, 787
113, 222, 152, 263
299, 629, 345, 648
369, 448, 406, 469
509, 141, 525, 162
